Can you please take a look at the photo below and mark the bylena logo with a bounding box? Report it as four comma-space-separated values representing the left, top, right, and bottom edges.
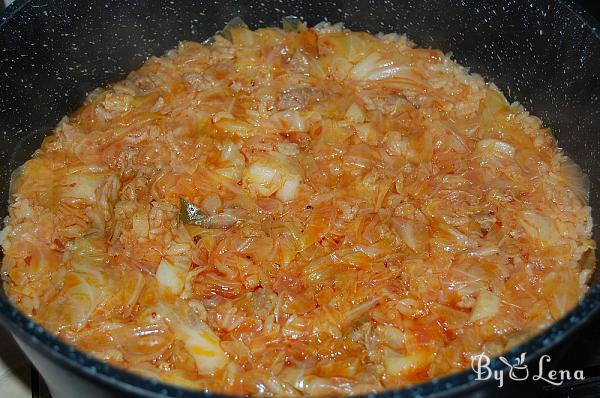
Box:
470, 352, 585, 388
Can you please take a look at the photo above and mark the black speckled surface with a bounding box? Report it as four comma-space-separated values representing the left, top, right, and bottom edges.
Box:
0, 1, 599, 398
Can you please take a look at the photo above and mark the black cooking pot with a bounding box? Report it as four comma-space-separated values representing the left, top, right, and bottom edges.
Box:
1, 0, 599, 397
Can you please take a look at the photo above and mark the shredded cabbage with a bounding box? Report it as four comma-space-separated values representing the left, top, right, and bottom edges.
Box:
0, 20, 594, 397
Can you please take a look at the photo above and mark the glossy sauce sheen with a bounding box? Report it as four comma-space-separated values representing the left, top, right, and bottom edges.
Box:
0, 23, 595, 396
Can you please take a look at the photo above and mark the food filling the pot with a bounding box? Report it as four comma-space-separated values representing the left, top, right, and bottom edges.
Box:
1, 20, 595, 396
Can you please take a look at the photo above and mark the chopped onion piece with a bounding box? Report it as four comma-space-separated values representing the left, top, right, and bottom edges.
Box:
477, 138, 515, 157
345, 103, 365, 123
156, 256, 191, 296
470, 290, 500, 322
132, 211, 149, 238
276, 176, 301, 202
